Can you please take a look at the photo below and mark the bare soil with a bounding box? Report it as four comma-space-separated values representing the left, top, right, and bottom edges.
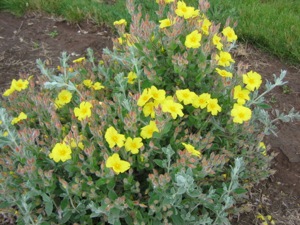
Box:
0, 12, 299, 225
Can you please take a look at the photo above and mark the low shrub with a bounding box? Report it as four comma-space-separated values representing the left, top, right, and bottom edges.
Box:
1, 0, 299, 224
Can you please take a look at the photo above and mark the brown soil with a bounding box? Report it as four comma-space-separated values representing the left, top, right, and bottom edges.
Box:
0, 12, 299, 225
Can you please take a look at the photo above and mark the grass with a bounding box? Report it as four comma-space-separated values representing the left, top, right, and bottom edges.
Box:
208, 0, 300, 64
0, 0, 299, 63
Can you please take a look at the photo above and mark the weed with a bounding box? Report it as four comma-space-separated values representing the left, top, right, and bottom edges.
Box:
32, 41, 40, 49
282, 85, 292, 94
48, 30, 58, 38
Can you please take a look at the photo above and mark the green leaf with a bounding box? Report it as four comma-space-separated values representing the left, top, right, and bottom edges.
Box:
59, 210, 72, 224
107, 179, 116, 189
0, 201, 12, 208
41, 194, 53, 216
161, 121, 173, 135
153, 159, 166, 169
60, 197, 69, 210
96, 178, 107, 187
234, 188, 248, 194
108, 190, 118, 201
257, 103, 272, 109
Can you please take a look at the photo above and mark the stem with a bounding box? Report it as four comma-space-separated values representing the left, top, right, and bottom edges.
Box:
248, 89, 270, 106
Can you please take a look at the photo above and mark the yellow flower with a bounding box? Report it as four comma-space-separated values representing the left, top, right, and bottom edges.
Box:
207, 98, 222, 115
175, 1, 198, 19
125, 137, 143, 154
3, 131, 8, 137
105, 126, 125, 148
222, 26, 237, 42
159, 18, 173, 29
212, 34, 223, 50
119, 33, 135, 46
118, 37, 123, 45
0, 120, 2, 125
72, 57, 85, 64
11, 112, 27, 125
259, 142, 266, 149
149, 86, 165, 103
215, 68, 232, 78
3, 88, 15, 97
113, 19, 127, 26
137, 88, 152, 107
140, 121, 159, 139
143, 102, 157, 118
127, 71, 137, 84
49, 143, 72, 162
176, 89, 197, 105
57, 90, 72, 105
215, 51, 235, 67
231, 104, 252, 124
74, 101, 93, 121
182, 143, 201, 157
78, 142, 84, 150
259, 142, 267, 156
55, 99, 63, 109
63, 135, 84, 150
156, 0, 174, 4
233, 85, 250, 105
92, 82, 104, 90
83, 79, 93, 88
201, 18, 211, 35
185, 30, 202, 49
106, 153, 130, 174
192, 93, 211, 109
11, 79, 29, 92
243, 71, 262, 91
161, 97, 184, 119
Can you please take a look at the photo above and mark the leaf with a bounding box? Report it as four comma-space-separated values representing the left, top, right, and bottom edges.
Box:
96, 178, 107, 187
107, 179, 116, 189
108, 190, 118, 201
59, 210, 72, 224
257, 103, 272, 109
234, 188, 247, 194
161, 121, 173, 135
60, 197, 69, 210
153, 159, 166, 169
41, 193, 53, 216
171, 214, 184, 225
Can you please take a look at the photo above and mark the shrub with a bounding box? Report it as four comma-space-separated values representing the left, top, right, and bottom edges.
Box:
1, 0, 299, 224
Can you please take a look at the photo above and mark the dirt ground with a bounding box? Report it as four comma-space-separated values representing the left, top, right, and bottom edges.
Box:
0, 12, 299, 225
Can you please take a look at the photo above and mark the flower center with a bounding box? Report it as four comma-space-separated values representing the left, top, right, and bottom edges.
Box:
248, 78, 255, 84
191, 36, 197, 43
113, 162, 121, 170
59, 149, 67, 156
169, 106, 177, 113
238, 112, 245, 119
112, 135, 119, 143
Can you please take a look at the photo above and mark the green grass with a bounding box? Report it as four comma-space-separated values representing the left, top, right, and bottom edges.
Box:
208, 0, 300, 63
0, 0, 299, 63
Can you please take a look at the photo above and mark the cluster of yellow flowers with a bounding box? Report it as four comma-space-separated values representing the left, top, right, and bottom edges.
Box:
2, 78, 29, 97
256, 213, 276, 225
137, 85, 222, 119
230, 71, 262, 123
104, 123, 158, 174
83, 79, 104, 90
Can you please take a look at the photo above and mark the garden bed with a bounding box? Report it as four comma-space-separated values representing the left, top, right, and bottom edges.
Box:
0, 11, 299, 225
